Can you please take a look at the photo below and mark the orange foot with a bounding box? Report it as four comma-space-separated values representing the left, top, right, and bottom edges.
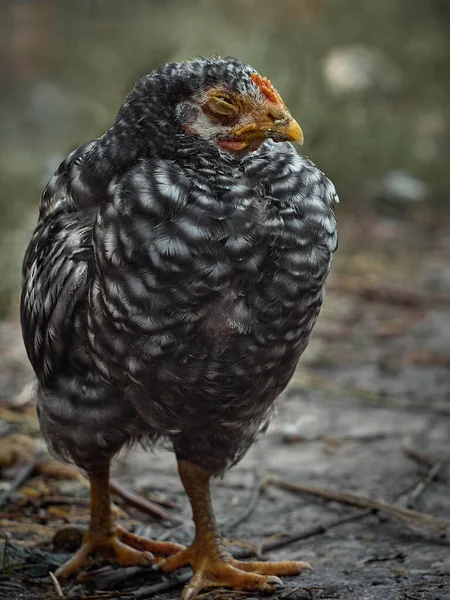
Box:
55, 525, 185, 579
156, 539, 310, 600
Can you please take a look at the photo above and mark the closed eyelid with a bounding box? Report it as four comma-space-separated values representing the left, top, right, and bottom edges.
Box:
210, 94, 234, 104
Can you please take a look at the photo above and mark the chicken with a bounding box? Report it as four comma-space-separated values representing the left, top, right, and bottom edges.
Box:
21, 57, 338, 598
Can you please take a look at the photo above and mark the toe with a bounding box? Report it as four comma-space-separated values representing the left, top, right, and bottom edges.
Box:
182, 572, 205, 600
206, 563, 283, 593
55, 545, 90, 579
117, 526, 185, 555
110, 538, 154, 566
158, 547, 193, 572
231, 558, 311, 576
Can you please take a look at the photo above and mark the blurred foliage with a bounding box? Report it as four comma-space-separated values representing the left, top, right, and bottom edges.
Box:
0, 0, 449, 316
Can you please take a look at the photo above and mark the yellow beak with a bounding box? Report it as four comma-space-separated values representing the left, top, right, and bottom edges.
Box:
274, 118, 304, 145
230, 115, 304, 146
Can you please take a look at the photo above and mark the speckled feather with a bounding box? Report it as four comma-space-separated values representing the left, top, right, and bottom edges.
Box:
21, 57, 338, 474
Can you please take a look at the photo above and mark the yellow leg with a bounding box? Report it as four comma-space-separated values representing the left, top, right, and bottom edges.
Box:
156, 461, 310, 600
55, 466, 184, 579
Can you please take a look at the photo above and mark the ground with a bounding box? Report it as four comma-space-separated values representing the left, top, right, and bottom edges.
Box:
0, 206, 449, 600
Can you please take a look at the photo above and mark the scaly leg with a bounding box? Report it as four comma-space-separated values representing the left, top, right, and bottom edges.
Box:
55, 465, 184, 578
156, 460, 310, 600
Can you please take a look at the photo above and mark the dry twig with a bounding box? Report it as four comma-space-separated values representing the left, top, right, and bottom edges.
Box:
38, 495, 90, 508
404, 349, 450, 368
328, 275, 450, 308
401, 438, 448, 508
0, 519, 56, 535
110, 480, 182, 525
402, 436, 436, 468
133, 571, 192, 599
266, 475, 450, 533
221, 472, 265, 533
33, 459, 181, 523
406, 459, 447, 509
49, 571, 64, 598
0, 456, 37, 509
79, 593, 135, 599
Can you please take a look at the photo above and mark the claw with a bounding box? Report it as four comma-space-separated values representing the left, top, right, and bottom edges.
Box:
182, 578, 203, 600
266, 575, 283, 586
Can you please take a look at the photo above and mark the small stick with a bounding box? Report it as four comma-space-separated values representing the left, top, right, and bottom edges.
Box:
280, 586, 323, 600
49, 571, 64, 598
402, 437, 448, 507
328, 275, 450, 308
256, 509, 371, 555
134, 571, 192, 599
266, 475, 450, 533
0, 456, 37, 509
221, 473, 264, 533
110, 480, 183, 525
0, 520, 56, 535
157, 521, 191, 542
78, 565, 145, 589
406, 458, 447, 509
402, 437, 436, 468
405, 349, 450, 368
145, 494, 181, 510
38, 496, 90, 508
80, 593, 135, 599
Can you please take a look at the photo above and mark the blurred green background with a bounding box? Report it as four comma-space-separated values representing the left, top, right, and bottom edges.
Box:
0, 0, 449, 317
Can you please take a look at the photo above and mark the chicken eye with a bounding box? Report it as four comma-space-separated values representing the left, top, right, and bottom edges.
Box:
207, 96, 236, 116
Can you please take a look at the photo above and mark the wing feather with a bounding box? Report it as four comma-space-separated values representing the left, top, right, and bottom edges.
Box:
21, 146, 97, 386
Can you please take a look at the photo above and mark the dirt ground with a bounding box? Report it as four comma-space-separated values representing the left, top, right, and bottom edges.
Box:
0, 206, 449, 600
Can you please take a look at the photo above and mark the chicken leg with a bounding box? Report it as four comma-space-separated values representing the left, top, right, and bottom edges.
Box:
156, 460, 310, 600
55, 466, 184, 578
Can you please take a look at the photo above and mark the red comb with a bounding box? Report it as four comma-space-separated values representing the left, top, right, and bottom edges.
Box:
251, 73, 285, 105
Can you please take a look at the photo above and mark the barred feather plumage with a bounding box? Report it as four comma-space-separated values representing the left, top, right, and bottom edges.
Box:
21, 57, 338, 474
